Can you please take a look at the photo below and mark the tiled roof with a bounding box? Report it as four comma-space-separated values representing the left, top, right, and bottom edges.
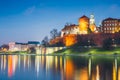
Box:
103, 17, 118, 21
28, 41, 40, 44
15, 42, 27, 45
79, 15, 89, 19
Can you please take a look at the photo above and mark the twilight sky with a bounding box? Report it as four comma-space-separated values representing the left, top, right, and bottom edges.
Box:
0, 0, 120, 45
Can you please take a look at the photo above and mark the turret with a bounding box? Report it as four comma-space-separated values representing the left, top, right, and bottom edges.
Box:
78, 15, 89, 34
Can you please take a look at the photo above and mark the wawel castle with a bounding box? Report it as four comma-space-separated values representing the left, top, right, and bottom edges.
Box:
61, 14, 97, 37
50, 14, 120, 47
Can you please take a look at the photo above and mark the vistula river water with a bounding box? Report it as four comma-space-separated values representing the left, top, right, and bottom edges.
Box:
0, 54, 120, 80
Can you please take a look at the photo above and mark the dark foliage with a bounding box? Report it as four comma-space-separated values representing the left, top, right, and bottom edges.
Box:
41, 36, 49, 47
50, 29, 60, 39
49, 41, 65, 47
28, 47, 36, 53
72, 35, 96, 47
0, 44, 9, 50
102, 38, 113, 50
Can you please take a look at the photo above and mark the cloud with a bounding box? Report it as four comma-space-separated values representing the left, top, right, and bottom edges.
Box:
24, 6, 36, 15
109, 4, 119, 11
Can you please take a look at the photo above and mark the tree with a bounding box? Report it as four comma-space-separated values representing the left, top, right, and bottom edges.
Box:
41, 36, 49, 47
50, 41, 65, 47
115, 38, 120, 45
102, 38, 113, 50
1, 44, 9, 51
50, 29, 60, 39
74, 35, 96, 47
28, 47, 36, 53
57, 31, 61, 37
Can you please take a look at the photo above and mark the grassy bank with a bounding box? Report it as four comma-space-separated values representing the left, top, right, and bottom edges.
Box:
54, 46, 120, 54
0, 51, 28, 54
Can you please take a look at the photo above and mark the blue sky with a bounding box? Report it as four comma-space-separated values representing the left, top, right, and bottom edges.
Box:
0, 0, 120, 45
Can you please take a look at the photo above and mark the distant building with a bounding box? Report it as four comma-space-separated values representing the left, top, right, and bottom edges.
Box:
28, 41, 40, 48
9, 42, 16, 51
8, 41, 40, 52
9, 42, 28, 51
15, 42, 28, 51
100, 18, 120, 33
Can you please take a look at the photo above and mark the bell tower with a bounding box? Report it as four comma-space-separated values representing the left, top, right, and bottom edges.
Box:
90, 14, 95, 25
89, 14, 97, 32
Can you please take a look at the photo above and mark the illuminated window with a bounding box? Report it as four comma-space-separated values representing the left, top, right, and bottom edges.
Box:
104, 28, 106, 30
110, 28, 111, 30
112, 27, 114, 30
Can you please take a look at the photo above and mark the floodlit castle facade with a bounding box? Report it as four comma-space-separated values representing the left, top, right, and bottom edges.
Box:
61, 24, 79, 37
61, 14, 97, 37
51, 14, 120, 47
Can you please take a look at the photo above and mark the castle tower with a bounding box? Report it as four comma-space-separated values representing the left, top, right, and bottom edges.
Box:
89, 14, 97, 32
78, 15, 89, 34
90, 14, 95, 24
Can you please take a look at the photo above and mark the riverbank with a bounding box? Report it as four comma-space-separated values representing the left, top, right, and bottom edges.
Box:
54, 46, 120, 54
0, 51, 28, 54
0, 47, 120, 55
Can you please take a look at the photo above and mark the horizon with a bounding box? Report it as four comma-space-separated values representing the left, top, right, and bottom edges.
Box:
0, 0, 120, 45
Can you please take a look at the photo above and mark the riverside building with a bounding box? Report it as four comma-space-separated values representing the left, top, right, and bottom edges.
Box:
99, 18, 120, 33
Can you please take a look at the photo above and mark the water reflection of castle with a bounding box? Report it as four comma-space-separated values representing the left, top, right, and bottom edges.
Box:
0, 55, 120, 80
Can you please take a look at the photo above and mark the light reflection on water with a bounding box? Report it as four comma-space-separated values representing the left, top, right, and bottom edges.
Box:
0, 54, 120, 80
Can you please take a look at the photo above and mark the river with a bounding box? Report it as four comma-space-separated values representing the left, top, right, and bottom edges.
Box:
0, 54, 119, 80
